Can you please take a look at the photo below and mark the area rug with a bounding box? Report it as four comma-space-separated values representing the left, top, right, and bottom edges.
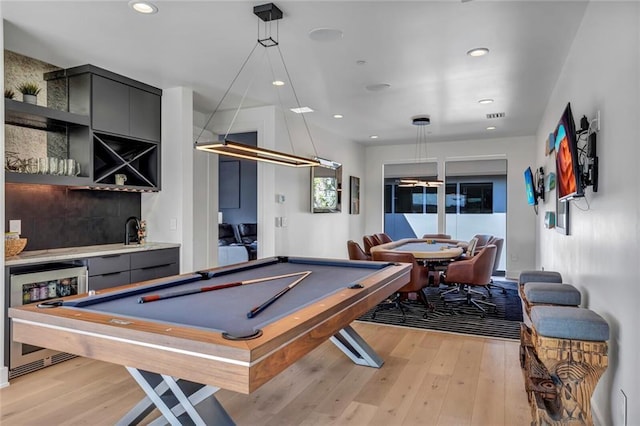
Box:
358, 279, 523, 340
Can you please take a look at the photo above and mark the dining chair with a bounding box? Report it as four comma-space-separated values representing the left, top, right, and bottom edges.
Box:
374, 233, 393, 244
347, 240, 371, 261
441, 244, 497, 317
371, 250, 431, 320
362, 235, 379, 255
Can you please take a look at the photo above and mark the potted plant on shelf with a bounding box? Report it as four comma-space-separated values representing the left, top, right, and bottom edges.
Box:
16, 82, 41, 105
4, 89, 15, 99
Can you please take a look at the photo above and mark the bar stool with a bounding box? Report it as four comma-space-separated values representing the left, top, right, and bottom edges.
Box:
521, 306, 609, 425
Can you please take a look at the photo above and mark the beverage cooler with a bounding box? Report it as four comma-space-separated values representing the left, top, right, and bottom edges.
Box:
6, 263, 88, 379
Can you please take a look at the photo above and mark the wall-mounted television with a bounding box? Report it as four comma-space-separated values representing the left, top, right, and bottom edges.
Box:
524, 167, 538, 206
554, 102, 583, 201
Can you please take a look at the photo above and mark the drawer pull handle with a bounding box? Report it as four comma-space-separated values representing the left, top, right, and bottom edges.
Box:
141, 263, 172, 270
99, 271, 124, 277
101, 255, 122, 259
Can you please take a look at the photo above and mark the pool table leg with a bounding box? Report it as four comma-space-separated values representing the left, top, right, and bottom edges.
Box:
330, 325, 384, 368
117, 367, 235, 426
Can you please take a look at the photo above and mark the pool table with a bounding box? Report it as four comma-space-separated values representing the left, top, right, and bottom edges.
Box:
9, 256, 410, 425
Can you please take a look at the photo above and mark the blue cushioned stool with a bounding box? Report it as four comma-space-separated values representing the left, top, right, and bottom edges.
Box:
524, 282, 581, 306
530, 305, 609, 341
519, 270, 563, 286
521, 282, 582, 328
518, 271, 565, 327
521, 306, 609, 425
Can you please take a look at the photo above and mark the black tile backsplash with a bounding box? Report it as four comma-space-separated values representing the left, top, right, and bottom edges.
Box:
5, 184, 141, 250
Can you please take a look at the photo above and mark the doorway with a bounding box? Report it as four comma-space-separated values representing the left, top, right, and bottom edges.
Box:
218, 132, 258, 264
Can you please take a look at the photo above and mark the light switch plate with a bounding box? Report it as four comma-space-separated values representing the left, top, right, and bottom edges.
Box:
9, 220, 21, 234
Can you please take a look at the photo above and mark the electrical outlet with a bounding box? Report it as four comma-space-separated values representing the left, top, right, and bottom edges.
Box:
620, 389, 627, 426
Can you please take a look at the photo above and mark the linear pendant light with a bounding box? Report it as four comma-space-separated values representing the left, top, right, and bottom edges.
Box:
196, 140, 319, 167
194, 3, 324, 168
398, 115, 443, 187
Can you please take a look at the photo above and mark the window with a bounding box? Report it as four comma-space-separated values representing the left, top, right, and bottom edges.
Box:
391, 183, 437, 213
395, 186, 423, 213
459, 183, 493, 213
445, 183, 458, 213
384, 184, 392, 213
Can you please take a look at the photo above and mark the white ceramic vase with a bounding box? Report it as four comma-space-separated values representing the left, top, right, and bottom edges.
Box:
22, 94, 37, 104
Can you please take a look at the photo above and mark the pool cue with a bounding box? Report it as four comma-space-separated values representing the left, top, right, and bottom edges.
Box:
137, 271, 312, 304
247, 271, 312, 318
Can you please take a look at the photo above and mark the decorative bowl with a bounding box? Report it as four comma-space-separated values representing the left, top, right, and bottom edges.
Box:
5, 238, 27, 257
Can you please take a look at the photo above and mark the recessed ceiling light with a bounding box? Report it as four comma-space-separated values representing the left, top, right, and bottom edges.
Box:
290, 107, 314, 114
467, 47, 489, 57
128, 0, 158, 14
370, 135, 379, 139
333, 114, 343, 119
356, 60, 367, 66
478, 98, 494, 104
272, 80, 285, 86
308, 28, 344, 42
365, 83, 391, 92
486, 126, 497, 131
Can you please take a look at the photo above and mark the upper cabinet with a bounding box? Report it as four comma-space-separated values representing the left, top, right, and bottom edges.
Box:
5, 60, 162, 192
91, 74, 161, 142
54, 65, 162, 191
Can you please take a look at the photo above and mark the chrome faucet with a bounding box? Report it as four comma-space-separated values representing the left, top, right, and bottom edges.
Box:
124, 216, 141, 245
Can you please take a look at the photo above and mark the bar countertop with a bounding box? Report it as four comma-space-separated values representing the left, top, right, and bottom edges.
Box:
5, 242, 181, 267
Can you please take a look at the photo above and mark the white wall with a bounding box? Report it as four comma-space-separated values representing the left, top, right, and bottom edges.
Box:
364, 136, 536, 279
141, 87, 196, 272
195, 105, 367, 260
535, 3, 639, 425
0, 7, 8, 388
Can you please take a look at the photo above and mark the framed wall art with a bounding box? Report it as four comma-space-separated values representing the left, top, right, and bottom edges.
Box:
349, 176, 360, 215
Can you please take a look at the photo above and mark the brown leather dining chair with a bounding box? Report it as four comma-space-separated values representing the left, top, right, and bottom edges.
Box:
347, 240, 371, 261
470, 234, 493, 255
362, 235, 379, 256
487, 237, 506, 294
371, 250, 430, 320
440, 236, 479, 297
374, 233, 393, 244
441, 244, 497, 317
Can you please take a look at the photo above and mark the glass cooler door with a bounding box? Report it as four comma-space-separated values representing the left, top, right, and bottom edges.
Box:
9, 266, 88, 369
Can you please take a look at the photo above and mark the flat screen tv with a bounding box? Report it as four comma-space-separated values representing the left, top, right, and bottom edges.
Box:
554, 102, 583, 201
524, 167, 537, 206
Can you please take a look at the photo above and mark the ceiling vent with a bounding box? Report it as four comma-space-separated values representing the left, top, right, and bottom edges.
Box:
486, 112, 505, 119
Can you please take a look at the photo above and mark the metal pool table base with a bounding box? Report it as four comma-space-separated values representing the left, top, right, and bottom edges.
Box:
118, 325, 383, 426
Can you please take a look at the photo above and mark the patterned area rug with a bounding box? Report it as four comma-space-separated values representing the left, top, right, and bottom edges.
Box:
358, 279, 523, 340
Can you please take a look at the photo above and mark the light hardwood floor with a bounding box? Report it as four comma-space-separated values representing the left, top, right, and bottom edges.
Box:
0, 322, 531, 425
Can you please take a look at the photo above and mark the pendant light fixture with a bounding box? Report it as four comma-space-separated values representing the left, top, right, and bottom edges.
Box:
398, 115, 443, 187
195, 3, 324, 167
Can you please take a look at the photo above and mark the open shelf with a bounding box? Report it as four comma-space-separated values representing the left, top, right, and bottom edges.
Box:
5, 172, 92, 186
4, 98, 89, 131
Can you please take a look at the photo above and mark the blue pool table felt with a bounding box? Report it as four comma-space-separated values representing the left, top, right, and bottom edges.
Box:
65, 258, 387, 339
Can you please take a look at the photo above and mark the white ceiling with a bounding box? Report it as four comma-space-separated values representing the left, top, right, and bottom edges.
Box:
2, 1, 588, 146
